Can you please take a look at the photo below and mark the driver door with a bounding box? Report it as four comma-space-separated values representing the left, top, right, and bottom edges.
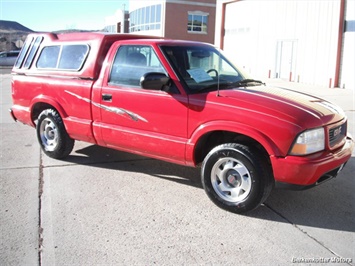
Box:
98, 44, 189, 164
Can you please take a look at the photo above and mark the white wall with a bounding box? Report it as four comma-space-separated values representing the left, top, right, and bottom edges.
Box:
216, 0, 344, 87
341, 0, 355, 89
104, 10, 125, 33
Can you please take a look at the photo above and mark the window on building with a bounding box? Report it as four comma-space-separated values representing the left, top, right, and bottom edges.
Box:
345, 20, 355, 32
129, 4, 162, 33
188, 11, 208, 34
104, 24, 117, 33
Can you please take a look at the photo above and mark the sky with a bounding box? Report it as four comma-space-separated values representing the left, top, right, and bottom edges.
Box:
0, 0, 129, 32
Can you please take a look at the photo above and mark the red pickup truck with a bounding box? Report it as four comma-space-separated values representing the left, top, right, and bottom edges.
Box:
10, 32, 354, 213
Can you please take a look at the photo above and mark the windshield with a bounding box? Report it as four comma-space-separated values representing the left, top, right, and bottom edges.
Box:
160, 45, 247, 93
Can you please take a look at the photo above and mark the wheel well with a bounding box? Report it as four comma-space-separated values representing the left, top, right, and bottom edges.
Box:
194, 131, 270, 166
31, 103, 57, 125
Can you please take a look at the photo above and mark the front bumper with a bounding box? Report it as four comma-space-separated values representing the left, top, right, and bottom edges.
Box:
271, 135, 354, 188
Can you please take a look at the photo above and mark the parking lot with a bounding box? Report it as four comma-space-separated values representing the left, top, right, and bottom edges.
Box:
1, 67, 354, 265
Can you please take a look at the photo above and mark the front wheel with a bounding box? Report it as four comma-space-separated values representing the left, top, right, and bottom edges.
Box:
201, 143, 274, 214
36, 109, 74, 159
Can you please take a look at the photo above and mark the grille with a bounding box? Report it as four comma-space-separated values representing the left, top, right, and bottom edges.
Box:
329, 121, 347, 147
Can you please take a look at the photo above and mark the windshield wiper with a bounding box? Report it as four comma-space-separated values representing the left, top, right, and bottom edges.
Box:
195, 82, 231, 93
194, 79, 265, 93
232, 79, 265, 87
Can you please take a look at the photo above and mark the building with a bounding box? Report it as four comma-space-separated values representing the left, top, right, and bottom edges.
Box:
104, 9, 129, 33
129, 0, 216, 44
215, 0, 355, 89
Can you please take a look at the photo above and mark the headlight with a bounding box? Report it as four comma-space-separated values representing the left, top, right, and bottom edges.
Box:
289, 127, 325, 155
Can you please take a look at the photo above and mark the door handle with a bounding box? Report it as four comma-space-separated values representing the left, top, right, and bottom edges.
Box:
102, 94, 112, 101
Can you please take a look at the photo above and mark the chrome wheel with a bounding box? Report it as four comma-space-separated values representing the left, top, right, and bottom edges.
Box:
211, 157, 252, 203
39, 117, 58, 151
36, 109, 74, 159
201, 143, 274, 213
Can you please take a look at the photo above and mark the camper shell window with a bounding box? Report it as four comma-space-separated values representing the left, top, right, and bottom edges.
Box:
37, 44, 89, 71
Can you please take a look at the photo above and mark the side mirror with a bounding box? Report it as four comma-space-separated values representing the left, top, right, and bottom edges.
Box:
140, 72, 170, 90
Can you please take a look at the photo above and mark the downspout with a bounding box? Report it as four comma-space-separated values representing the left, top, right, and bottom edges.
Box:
334, 0, 345, 88
220, 2, 227, 49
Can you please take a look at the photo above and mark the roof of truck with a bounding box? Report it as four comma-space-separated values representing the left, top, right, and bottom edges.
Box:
24, 32, 212, 46
27, 31, 158, 42
12, 32, 213, 79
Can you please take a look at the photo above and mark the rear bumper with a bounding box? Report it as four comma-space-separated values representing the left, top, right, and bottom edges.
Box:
9, 105, 34, 127
271, 135, 354, 187
9, 108, 17, 122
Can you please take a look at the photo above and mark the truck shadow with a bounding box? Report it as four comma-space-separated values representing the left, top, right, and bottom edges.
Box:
65, 144, 202, 189
251, 157, 355, 233
64, 144, 354, 233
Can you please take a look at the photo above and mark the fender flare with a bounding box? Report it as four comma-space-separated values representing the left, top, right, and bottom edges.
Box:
185, 120, 282, 166
30, 95, 68, 126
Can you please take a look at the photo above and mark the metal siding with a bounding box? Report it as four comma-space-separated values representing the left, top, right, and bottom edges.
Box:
220, 0, 341, 87
340, 0, 355, 89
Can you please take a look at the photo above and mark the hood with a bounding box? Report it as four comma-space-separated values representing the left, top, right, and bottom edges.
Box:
218, 85, 345, 128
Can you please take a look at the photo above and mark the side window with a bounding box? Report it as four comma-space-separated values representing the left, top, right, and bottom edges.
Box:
109, 45, 167, 87
37, 46, 60, 69
23, 36, 43, 69
14, 36, 34, 68
37, 44, 89, 70
9, 52, 19, 57
58, 45, 89, 70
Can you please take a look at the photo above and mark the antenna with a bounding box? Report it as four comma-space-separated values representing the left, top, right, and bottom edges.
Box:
216, 48, 221, 97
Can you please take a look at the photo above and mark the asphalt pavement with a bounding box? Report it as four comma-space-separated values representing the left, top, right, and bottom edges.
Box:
1, 67, 354, 265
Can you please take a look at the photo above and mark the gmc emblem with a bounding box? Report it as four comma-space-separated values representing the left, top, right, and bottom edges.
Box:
334, 126, 342, 137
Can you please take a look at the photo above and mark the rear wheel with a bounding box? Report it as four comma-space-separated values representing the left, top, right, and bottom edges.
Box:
201, 143, 273, 214
36, 109, 74, 159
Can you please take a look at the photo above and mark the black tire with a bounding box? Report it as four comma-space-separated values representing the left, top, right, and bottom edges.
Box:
36, 109, 74, 159
201, 143, 274, 214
